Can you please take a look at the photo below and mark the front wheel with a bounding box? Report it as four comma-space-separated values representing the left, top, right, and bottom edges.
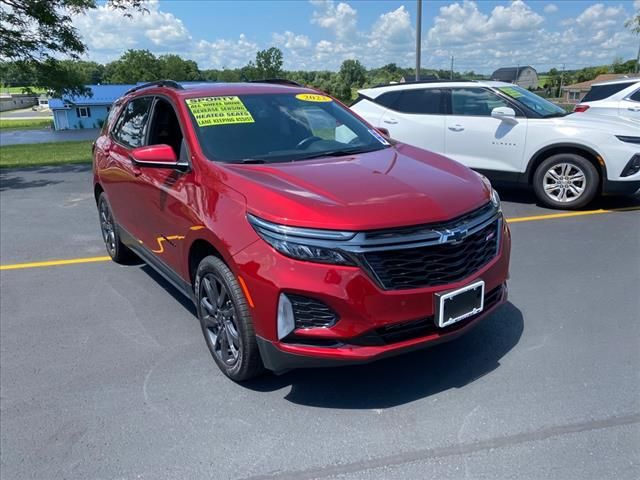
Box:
97, 193, 135, 263
533, 154, 599, 209
195, 256, 264, 381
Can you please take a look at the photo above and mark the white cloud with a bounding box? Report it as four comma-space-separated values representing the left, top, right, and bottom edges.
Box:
72, 0, 640, 73
424, 0, 636, 72
310, 0, 357, 40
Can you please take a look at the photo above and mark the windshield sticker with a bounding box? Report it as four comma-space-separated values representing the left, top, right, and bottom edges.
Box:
369, 129, 390, 146
296, 93, 333, 103
498, 87, 523, 98
186, 96, 255, 127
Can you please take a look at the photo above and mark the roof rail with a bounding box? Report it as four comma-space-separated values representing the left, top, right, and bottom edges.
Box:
371, 79, 477, 88
124, 80, 184, 96
249, 79, 303, 87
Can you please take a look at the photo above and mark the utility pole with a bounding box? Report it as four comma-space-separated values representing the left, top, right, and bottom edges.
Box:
450, 55, 454, 80
635, 41, 639, 74
415, 0, 422, 81
559, 63, 565, 99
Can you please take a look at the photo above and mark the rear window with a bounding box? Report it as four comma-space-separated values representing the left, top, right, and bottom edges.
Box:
582, 82, 636, 102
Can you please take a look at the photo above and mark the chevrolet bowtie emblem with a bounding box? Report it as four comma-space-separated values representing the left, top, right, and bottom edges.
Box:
442, 228, 467, 244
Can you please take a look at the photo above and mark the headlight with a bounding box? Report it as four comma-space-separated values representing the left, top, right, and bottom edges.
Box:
490, 188, 501, 211
247, 214, 356, 265
477, 173, 501, 212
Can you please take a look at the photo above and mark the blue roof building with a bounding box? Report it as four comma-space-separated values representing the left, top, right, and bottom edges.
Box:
49, 84, 134, 130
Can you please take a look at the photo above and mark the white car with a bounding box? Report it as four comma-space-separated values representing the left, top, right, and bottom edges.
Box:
351, 80, 640, 209
574, 78, 640, 122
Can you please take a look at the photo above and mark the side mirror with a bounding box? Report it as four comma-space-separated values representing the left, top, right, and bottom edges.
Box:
376, 127, 390, 137
130, 144, 187, 170
491, 107, 517, 122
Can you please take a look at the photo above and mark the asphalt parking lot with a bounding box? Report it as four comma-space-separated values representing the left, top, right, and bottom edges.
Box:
1, 165, 639, 480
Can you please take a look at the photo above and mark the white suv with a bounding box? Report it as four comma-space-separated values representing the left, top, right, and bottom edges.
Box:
573, 78, 640, 122
351, 80, 640, 209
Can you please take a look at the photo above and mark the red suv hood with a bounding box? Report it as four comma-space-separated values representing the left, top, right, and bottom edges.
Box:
220, 144, 491, 231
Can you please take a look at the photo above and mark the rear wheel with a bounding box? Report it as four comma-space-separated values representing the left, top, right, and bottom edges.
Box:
97, 193, 135, 263
533, 154, 599, 209
195, 256, 263, 381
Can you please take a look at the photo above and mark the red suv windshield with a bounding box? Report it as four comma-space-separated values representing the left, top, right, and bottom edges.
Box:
184, 93, 388, 163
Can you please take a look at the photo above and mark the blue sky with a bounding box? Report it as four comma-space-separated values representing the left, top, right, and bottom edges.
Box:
75, 0, 639, 72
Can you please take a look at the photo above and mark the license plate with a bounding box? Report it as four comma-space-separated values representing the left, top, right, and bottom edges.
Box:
436, 280, 484, 328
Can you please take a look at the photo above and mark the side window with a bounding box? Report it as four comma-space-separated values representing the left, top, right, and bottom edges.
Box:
629, 89, 640, 102
451, 88, 509, 116
393, 89, 445, 114
147, 98, 185, 159
112, 97, 153, 148
375, 91, 402, 109
582, 82, 635, 102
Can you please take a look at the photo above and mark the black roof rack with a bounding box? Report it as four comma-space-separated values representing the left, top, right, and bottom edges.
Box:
124, 80, 184, 96
249, 79, 303, 87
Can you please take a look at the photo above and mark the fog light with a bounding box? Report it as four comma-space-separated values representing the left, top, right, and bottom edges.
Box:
277, 293, 295, 340
621, 154, 640, 178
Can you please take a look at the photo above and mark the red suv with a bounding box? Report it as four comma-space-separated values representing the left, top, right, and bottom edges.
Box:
94, 80, 511, 381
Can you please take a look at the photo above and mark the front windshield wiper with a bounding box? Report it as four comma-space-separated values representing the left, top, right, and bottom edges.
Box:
236, 158, 266, 164
295, 146, 385, 162
543, 112, 567, 118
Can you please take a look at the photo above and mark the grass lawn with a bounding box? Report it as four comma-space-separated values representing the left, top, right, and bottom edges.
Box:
0, 140, 93, 169
0, 118, 54, 130
0, 86, 47, 94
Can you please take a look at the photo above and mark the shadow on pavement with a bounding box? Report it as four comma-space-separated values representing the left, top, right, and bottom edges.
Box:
0, 173, 62, 191
494, 184, 640, 210
245, 302, 524, 409
0, 164, 92, 191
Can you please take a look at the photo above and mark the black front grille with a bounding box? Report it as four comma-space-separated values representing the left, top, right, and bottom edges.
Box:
287, 294, 339, 329
351, 284, 504, 346
363, 220, 499, 290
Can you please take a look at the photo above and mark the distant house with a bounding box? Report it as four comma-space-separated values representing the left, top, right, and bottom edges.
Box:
561, 74, 640, 104
49, 84, 134, 130
491, 66, 538, 89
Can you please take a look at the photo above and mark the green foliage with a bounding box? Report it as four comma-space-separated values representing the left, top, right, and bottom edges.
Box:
255, 47, 283, 79
0, 0, 146, 95
339, 59, 366, 88
106, 49, 161, 83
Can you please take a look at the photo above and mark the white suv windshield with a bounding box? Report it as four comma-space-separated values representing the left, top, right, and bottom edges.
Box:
497, 85, 566, 118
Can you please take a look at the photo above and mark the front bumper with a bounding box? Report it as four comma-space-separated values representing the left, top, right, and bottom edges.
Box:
232, 219, 511, 372
256, 283, 507, 372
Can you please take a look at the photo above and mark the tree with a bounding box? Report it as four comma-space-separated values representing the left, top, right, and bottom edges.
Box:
626, 10, 640, 73
255, 47, 283, 79
105, 49, 160, 84
158, 54, 200, 81
0, 0, 145, 94
339, 59, 366, 88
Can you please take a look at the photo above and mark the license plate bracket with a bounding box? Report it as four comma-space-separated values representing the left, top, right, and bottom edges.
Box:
435, 280, 485, 328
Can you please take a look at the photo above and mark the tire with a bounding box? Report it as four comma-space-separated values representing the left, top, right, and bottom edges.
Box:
97, 192, 136, 264
532, 153, 599, 210
195, 256, 264, 381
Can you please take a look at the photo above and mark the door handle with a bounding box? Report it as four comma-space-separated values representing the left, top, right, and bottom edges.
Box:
627, 106, 640, 112
383, 118, 398, 124
448, 125, 464, 132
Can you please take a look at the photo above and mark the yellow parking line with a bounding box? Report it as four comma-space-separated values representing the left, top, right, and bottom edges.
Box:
506, 206, 640, 224
0, 256, 111, 271
0, 206, 638, 271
